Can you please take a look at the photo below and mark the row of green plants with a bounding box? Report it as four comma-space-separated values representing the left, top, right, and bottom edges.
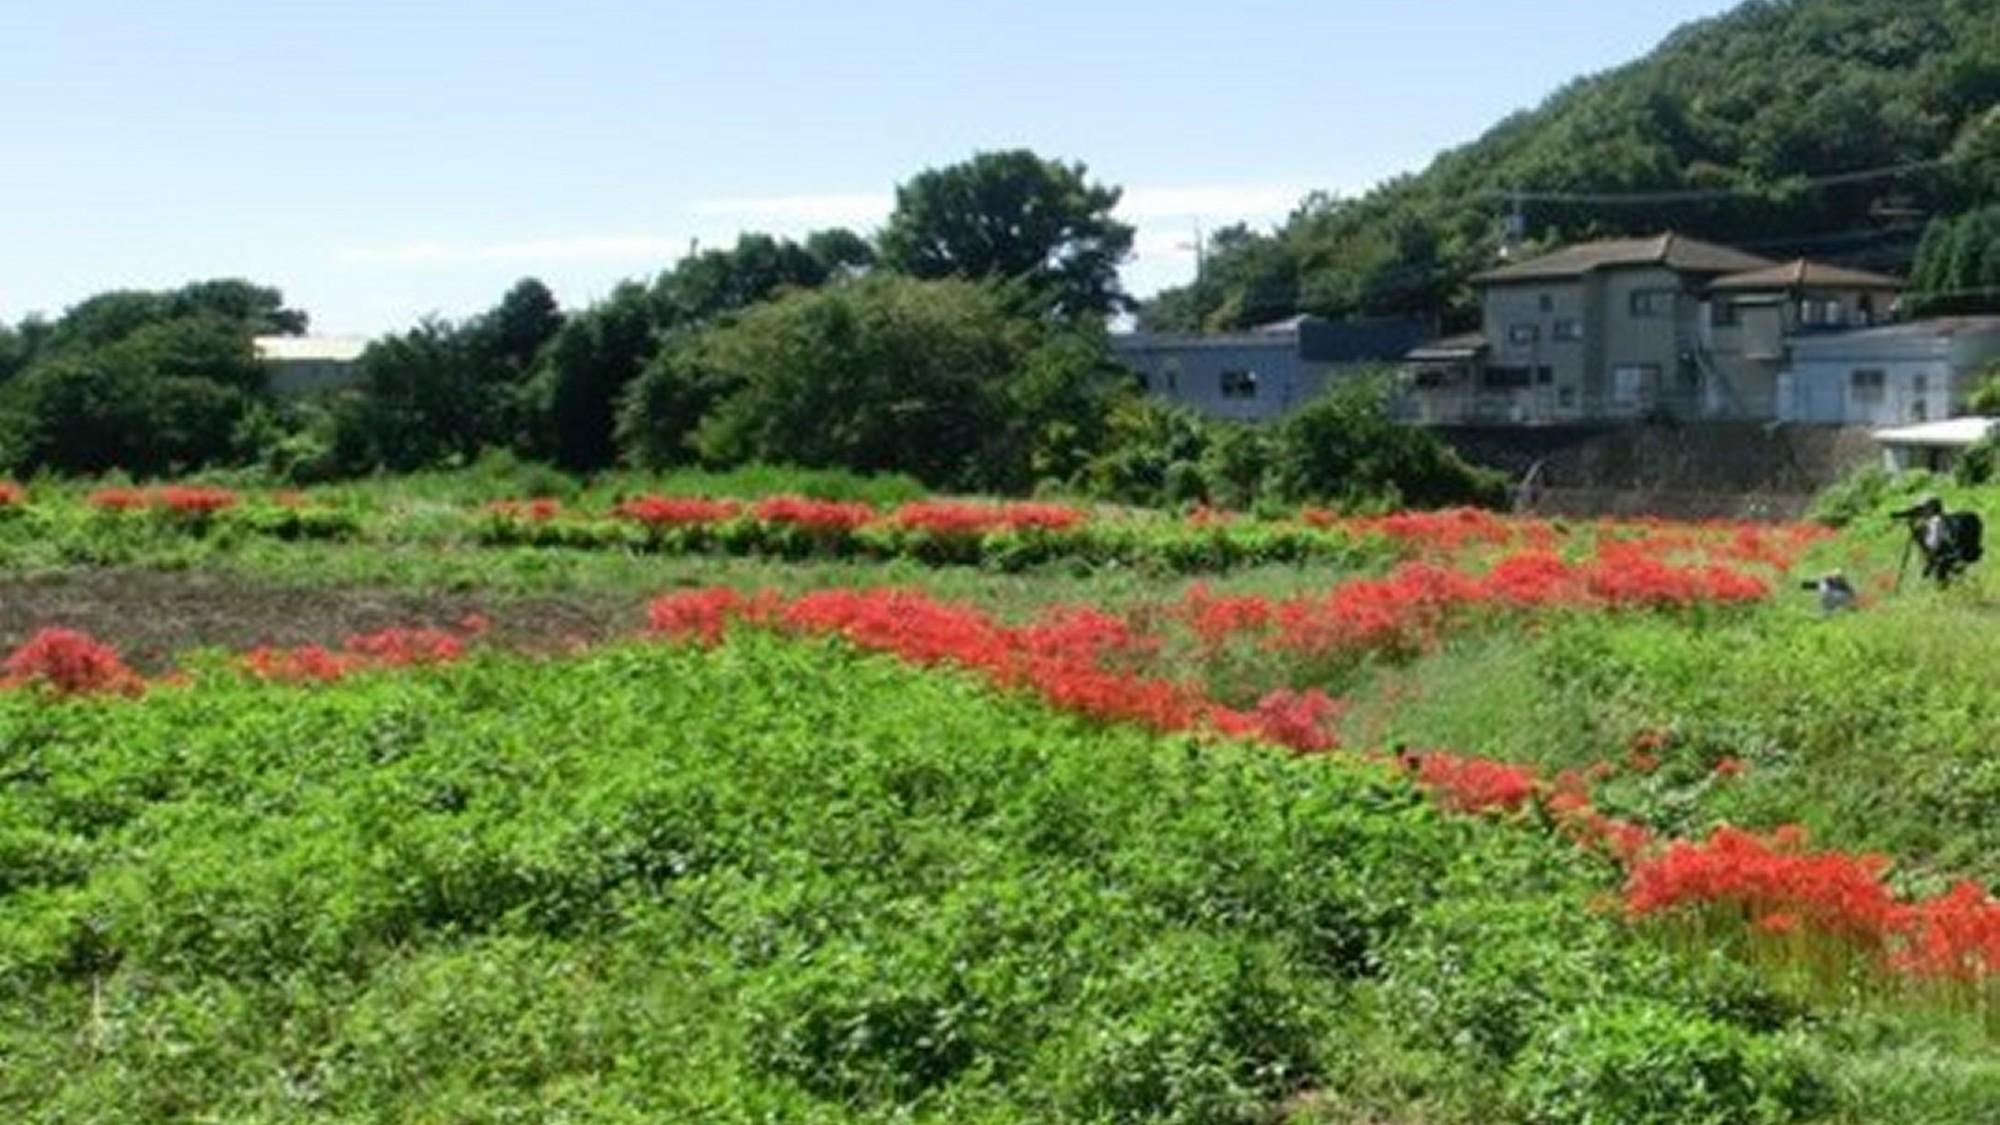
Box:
2, 466, 1828, 582
4, 630, 1948, 1123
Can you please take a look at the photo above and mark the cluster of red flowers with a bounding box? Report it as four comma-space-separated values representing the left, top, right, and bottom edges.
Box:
1400, 750, 1543, 814
1334, 507, 1558, 556
1624, 825, 2000, 980
750, 496, 877, 534
645, 586, 1345, 753
1, 627, 145, 697
889, 500, 1087, 536
85, 485, 239, 516
612, 495, 743, 528
0, 480, 25, 507
241, 625, 472, 683
1174, 547, 1770, 670
1597, 517, 1832, 572
485, 498, 564, 523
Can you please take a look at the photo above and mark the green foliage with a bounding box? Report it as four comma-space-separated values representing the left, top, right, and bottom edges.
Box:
1507, 1000, 1824, 1125
634, 274, 1116, 492
1907, 205, 2000, 315
524, 282, 661, 473
0, 286, 279, 475
0, 631, 1839, 1122
1267, 373, 1509, 510
879, 149, 1135, 322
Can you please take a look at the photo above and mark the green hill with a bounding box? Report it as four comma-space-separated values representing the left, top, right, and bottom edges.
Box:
1143, 0, 2000, 331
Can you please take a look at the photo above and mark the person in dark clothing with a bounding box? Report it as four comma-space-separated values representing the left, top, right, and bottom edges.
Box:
1892, 495, 1984, 587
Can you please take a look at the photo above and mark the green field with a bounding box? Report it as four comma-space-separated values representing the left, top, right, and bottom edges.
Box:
4, 471, 2000, 1122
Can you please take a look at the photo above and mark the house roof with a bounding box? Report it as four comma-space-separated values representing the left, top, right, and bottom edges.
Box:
1787, 315, 2000, 352
255, 335, 368, 363
1872, 416, 2000, 448
1405, 331, 1487, 361
1708, 259, 1902, 292
1472, 232, 1773, 285
1298, 316, 1433, 364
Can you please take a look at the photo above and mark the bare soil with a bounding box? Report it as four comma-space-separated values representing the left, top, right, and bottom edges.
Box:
0, 568, 645, 673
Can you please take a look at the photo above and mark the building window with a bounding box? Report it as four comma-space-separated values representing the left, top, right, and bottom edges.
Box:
1612, 364, 1660, 409
1551, 318, 1583, 343
1482, 366, 1532, 389
1711, 301, 1740, 328
1507, 322, 1540, 345
1538, 293, 1554, 312
1849, 368, 1885, 406
1535, 366, 1554, 385
1558, 385, 1577, 408
1629, 289, 1674, 317
1219, 369, 1259, 399
1798, 298, 1845, 327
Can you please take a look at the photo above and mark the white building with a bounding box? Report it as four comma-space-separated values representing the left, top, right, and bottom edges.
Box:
254, 335, 367, 396
1779, 316, 2000, 426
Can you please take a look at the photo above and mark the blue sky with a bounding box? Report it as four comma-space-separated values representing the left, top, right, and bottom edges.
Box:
2, 0, 1744, 339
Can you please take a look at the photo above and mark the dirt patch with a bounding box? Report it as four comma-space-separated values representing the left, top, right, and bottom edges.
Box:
0, 568, 646, 673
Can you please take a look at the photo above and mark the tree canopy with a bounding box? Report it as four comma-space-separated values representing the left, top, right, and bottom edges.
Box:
621, 273, 1128, 491
880, 150, 1135, 322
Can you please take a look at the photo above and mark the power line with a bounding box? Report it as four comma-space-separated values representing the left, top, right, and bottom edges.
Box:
1485, 157, 1951, 207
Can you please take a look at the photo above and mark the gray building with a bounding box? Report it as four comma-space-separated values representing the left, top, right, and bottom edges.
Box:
1112, 316, 1429, 421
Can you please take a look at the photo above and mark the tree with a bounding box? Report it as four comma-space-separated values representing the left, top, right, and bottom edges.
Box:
168, 279, 309, 336
528, 282, 660, 471
879, 150, 1135, 321
1908, 204, 2000, 314
330, 320, 473, 471
658, 233, 832, 327
1268, 372, 1507, 509
474, 278, 565, 374
622, 274, 1117, 490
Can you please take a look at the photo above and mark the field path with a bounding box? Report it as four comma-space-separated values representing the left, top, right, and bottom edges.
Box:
0, 567, 639, 672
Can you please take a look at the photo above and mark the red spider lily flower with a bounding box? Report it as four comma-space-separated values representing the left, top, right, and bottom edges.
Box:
647, 589, 778, 645
1895, 881, 2000, 981
1248, 688, 1344, 753
613, 495, 742, 528
1712, 757, 1747, 778
891, 500, 1086, 536
1404, 750, 1540, 815
751, 495, 876, 533
487, 498, 563, 522
0, 480, 25, 507
85, 487, 150, 512
153, 485, 238, 516
2, 628, 145, 697
343, 627, 465, 666
1624, 826, 1900, 945
242, 644, 356, 683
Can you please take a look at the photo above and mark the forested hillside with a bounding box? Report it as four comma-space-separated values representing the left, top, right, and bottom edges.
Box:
1142, 0, 2000, 331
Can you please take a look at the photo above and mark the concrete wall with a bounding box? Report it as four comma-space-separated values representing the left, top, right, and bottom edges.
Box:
1431, 421, 1881, 520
